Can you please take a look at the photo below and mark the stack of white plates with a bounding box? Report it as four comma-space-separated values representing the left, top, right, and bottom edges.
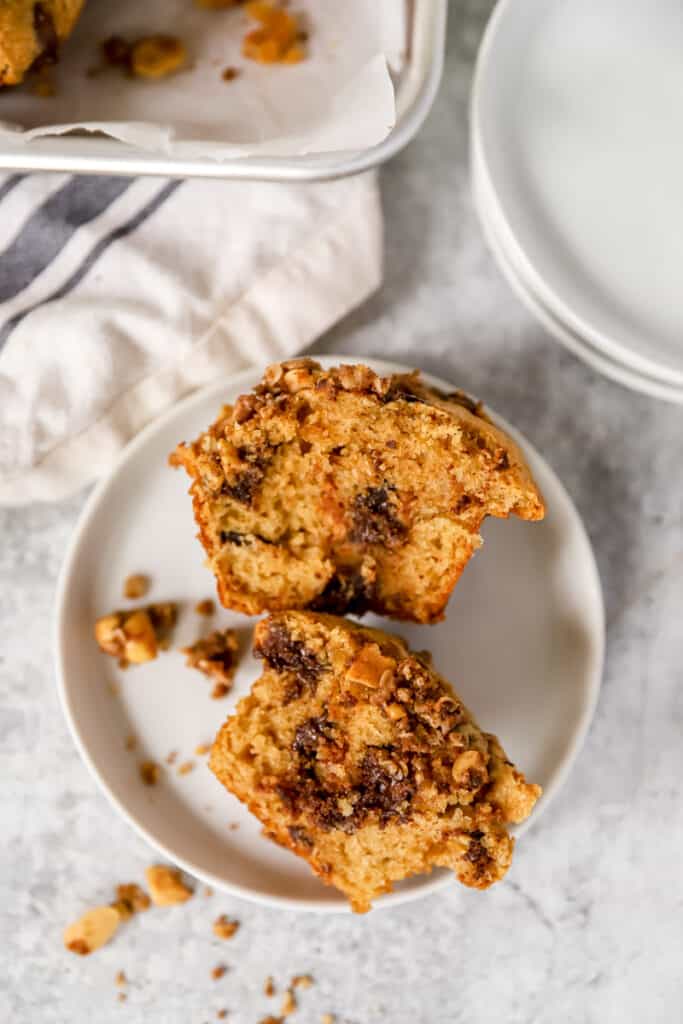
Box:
471, 0, 683, 403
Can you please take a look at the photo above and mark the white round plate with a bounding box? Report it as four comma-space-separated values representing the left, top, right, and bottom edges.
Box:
55, 356, 604, 913
473, 0, 683, 388
471, 135, 683, 404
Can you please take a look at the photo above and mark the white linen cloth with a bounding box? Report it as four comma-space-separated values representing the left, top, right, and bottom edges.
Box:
0, 171, 382, 505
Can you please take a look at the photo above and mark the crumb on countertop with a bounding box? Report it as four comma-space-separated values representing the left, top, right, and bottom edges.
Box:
196, 743, 211, 756
281, 989, 296, 1017
195, 598, 216, 616
211, 964, 228, 980
178, 760, 195, 776
264, 976, 276, 997
183, 629, 240, 692
213, 915, 240, 940
145, 865, 193, 906
64, 906, 120, 956
292, 974, 313, 989
95, 603, 177, 667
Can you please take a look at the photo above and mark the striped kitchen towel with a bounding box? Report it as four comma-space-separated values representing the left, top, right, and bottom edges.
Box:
0, 171, 382, 505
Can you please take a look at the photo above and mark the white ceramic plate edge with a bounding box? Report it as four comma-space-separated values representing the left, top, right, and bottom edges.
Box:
471, 0, 683, 389
54, 356, 605, 913
471, 131, 683, 404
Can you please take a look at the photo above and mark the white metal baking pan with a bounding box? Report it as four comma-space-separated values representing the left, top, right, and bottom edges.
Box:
0, 1, 446, 181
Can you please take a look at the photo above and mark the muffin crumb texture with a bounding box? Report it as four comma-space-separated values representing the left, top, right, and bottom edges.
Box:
209, 611, 541, 912
172, 360, 543, 624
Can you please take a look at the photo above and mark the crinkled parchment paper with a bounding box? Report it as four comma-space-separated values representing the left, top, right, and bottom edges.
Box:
0, 0, 404, 158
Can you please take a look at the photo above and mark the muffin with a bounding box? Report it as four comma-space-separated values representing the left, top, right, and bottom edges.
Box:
171, 360, 544, 624
210, 611, 541, 912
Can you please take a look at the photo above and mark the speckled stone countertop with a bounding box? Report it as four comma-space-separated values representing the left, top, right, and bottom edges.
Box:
2, 3, 682, 1022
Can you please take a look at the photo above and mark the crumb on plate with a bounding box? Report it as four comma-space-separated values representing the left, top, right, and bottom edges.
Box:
139, 761, 161, 787
123, 573, 150, 599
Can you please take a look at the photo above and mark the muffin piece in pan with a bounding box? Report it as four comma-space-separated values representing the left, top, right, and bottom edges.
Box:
0, 1, 86, 86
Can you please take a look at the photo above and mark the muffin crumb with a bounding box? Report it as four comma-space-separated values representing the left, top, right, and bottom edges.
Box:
211, 964, 228, 980
195, 598, 216, 616
146, 865, 193, 905
123, 574, 150, 600
64, 906, 120, 955
213, 915, 240, 940
139, 761, 161, 786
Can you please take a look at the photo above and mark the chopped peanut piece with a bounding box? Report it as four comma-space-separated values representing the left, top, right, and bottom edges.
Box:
139, 761, 161, 786
115, 883, 150, 914
213, 915, 239, 940
145, 865, 193, 906
95, 603, 177, 667
123, 574, 149, 600
64, 906, 120, 955
131, 35, 186, 79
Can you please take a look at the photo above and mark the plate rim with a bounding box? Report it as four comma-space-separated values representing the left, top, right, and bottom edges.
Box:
53, 354, 605, 913
470, 129, 683, 404
471, 0, 683, 388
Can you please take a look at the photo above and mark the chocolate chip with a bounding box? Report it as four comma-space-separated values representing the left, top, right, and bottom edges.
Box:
220, 530, 246, 546
309, 570, 374, 616
464, 838, 488, 865
32, 4, 59, 69
255, 622, 323, 683
356, 749, 415, 825
496, 451, 510, 471
223, 465, 264, 505
350, 485, 406, 546
292, 715, 334, 758
287, 826, 312, 848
